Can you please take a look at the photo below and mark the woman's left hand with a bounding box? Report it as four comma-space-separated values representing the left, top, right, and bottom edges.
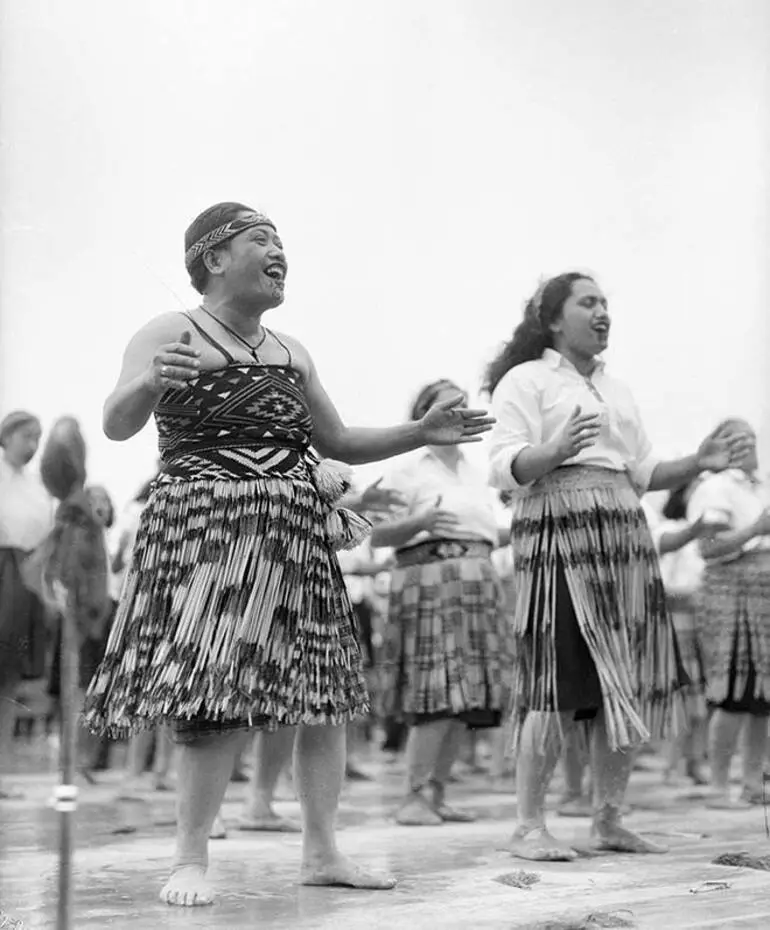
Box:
419, 395, 495, 446
696, 425, 753, 472
358, 479, 405, 515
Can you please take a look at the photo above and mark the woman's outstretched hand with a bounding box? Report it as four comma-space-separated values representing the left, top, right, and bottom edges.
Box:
696, 424, 753, 473
419, 395, 495, 446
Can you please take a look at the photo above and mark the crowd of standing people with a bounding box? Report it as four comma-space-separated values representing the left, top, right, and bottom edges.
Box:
1, 202, 766, 910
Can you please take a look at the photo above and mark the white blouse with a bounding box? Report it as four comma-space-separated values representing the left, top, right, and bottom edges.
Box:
337, 540, 392, 605
382, 449, 501, 548
488, 348, 660, 492
643, 501, 703, 596
0, 454, 53, 552
687, 469, 770, 564
108, 500, 145, 600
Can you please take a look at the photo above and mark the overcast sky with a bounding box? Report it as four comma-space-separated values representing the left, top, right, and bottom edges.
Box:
1, 0, 767, 509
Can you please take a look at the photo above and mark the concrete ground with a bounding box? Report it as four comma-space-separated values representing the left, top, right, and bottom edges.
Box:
2, 737, 770, 929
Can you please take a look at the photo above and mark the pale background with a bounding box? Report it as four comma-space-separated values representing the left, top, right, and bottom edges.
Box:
1, 0, 767, 514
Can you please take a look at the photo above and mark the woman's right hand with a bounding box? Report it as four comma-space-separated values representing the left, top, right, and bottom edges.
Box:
553, 405, 602, 461
144, 331, 201, 393
415, 496, 460, 536
691, 509, 732, 538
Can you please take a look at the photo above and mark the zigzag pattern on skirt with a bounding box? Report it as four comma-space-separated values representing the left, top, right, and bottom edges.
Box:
83, 473, 369, 736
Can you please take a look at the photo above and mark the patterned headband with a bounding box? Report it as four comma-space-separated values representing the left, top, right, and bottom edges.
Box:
184, 211, 275, 270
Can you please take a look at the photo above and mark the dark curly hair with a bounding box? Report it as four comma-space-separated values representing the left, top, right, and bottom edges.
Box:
482, 272, 595, 396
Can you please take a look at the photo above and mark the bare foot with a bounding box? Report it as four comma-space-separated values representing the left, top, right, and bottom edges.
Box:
591, 823, 668, 854
395, 793, 443, 826
300, 855, 396, 890
238, 811, 301, 833
345, 764, 373, 782
209, 815, 227, 840
685, 760, 709, 786
160, 865, 215, 907
116, 779, 148, 803
433, 803, 476, 823
509, 827, 577, 861
706, 792, 752, 810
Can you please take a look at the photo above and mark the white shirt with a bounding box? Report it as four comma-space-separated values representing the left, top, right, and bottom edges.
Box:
687, 469, 770, 563
337, 540, 392, 605
488, 348, 660, 492
643, 501, 703, 596
382, 448, 501, 548
108, 500, 145, 599
0, 453, 53, 551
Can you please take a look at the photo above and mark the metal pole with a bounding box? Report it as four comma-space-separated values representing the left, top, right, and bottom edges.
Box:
55, 584, 78, 930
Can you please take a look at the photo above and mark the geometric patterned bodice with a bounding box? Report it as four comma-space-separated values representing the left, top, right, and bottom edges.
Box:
155, 364, 314, 481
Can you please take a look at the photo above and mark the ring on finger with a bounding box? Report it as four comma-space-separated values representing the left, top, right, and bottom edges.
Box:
161, 365, 168, 377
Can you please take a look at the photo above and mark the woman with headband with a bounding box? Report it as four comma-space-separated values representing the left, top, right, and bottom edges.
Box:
371, 379, 511, 827
485, 272, 748, 862
83, 202, 494, 907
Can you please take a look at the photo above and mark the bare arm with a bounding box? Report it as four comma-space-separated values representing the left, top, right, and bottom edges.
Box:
283, 342, 424, 463
103, 314, 200, 441
658, 521, 699, 555
510, 406, 602, 485
510, 440, 571, 486
291, 338, 491, 465
649, 426, 753, 493
648, 456, 699, 493
370, 513, 428, 548
699, 518, 764, 561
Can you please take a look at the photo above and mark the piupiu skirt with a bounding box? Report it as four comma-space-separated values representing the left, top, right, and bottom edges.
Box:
698, 550, 770, 715
508, 466, 685, 751
666, 593, 707, 719
381, 538, 512, 728
82, 468, 369, 740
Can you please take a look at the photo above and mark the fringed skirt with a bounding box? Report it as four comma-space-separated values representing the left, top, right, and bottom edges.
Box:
667, 594, 707, 719
82, 473, 368, 738
699, 551, 770, 715
508, 466, 684, 752
381, 539, 512, 728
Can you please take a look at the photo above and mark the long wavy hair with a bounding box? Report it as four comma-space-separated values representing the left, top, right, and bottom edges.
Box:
482, 272, 594, 397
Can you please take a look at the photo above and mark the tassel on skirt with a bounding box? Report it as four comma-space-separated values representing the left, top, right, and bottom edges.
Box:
508, 466, 685, 752
698, 551, 770, 713
82, 473, 369, 737
381, 539, 512, 727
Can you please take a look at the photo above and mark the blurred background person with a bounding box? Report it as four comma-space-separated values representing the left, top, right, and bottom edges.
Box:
646, 483, 712, 786
0, 411, 52, 800
687, 419, 770, 809
373, 379, 511, 827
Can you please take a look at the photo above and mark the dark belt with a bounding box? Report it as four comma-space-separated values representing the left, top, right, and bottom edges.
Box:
395, 538, 493, 568
158, 439, 310, 481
